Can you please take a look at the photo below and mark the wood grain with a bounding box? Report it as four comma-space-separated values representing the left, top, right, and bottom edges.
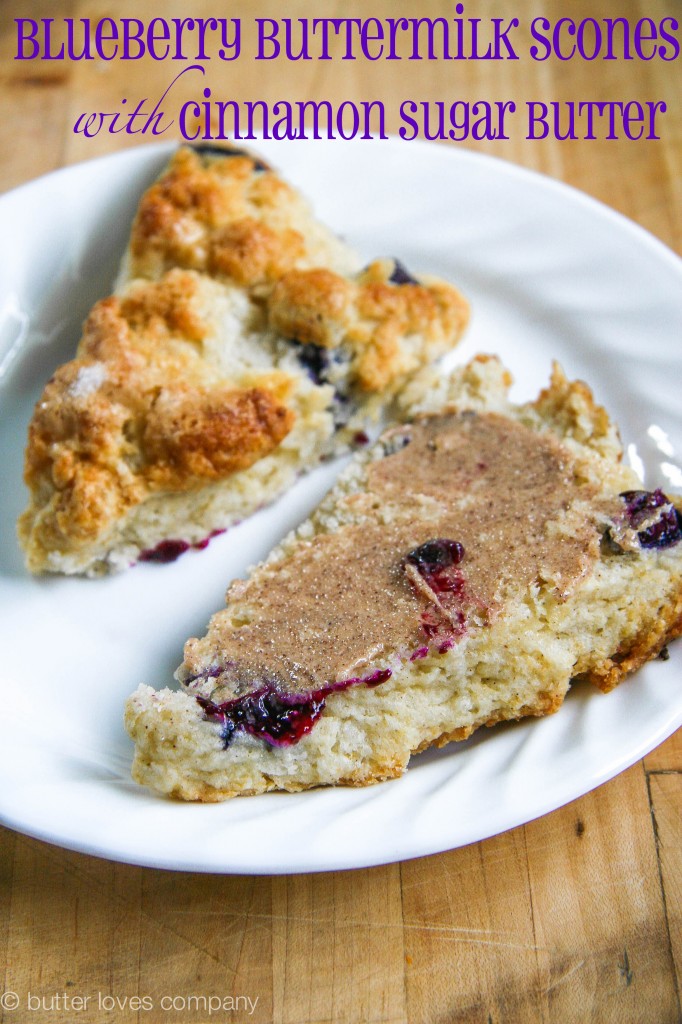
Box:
1, 0, 681, 1021
650, 772, 682, 1000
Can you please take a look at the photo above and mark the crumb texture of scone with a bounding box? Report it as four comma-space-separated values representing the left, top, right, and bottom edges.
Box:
124, 356, 682, 801
18, 145, 469, 575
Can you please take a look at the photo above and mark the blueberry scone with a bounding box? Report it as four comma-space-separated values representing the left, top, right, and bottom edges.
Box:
18, 146, 469, 575
125, 356, 682, 800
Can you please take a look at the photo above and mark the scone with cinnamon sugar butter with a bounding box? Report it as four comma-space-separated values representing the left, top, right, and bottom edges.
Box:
18, 145, 469, 576
125, 356, 682, 800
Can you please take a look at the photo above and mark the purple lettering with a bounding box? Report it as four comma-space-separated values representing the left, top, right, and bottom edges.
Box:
310, 18, 334, 60
121, 19, 145, 60
147, 18, 170, 60
73, 111, 103, 137
179, 99, 201, 140
492, 17, 520, 59
525, 100, 666, 142
15, 19, 39, 59
94, 17, 118, 60
337, 100, 360, 139
659, 18, 680, 60
529, 17, 552, 61
285, 19, 311, 61
576, 18, 601, 61
527, 101, 550, 139
217, 18, 240, 61
74, 64, 205, 141
634, 18, 657, 60
44, 19, 66, 60
256, 18, 279, 59
170, 17, 194, 59
399, 100, 419, 140
398, 99, 515, 142
141, 64, 201, 133
644, 100, 666, 139
621, 100, 645, 140
603, 17, 632, 60
410, 17, 451, 60
554, 18, 577, 61
360, 18, 384, 60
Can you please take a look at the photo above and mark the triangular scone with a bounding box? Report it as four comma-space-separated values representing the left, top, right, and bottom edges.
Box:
125, 356, 682, 800
18, 146, 469, 575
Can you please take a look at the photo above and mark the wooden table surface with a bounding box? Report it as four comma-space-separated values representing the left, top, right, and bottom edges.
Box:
1, 1, 681, 1021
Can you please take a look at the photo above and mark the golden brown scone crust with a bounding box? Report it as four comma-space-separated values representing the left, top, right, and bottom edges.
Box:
126, 146, 357, 287
126, 147, 469, 393
580, 589, 682, 693
268, 260, 470, 392
19, 271, 293, 566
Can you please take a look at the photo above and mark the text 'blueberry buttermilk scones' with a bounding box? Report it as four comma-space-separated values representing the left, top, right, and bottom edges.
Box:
18, 146, 469, 575
125, 356, 682, 800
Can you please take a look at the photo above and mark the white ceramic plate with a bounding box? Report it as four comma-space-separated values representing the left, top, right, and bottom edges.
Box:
1, 139, 681, 874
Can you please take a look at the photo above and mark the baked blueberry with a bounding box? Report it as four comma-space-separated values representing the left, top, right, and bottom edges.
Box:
620, 489, 682, 549
406, 539, 465, 572
191, 143, 269, 171
389, 260, 420, 286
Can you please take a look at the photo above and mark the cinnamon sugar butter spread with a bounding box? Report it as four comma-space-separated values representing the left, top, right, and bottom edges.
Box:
125, 357, 682, 799
179, 411, 612, 742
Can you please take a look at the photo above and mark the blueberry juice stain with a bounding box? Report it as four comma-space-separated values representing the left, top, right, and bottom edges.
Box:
198, 669, 392, 748
405, 538, 469, 649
